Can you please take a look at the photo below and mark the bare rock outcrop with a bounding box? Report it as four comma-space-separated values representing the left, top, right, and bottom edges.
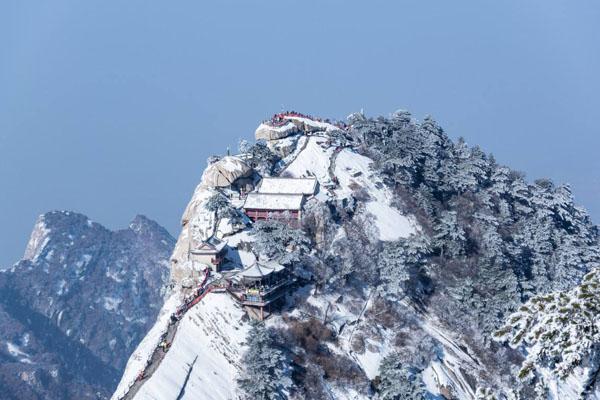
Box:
254, 121, 299, 140
201, 156, 252, 188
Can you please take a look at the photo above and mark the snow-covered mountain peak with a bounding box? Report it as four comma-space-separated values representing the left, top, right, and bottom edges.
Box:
128, 214, 173, 240
22, 211, 93, 262
114, 110, 600, 400
114, 111, 424, 400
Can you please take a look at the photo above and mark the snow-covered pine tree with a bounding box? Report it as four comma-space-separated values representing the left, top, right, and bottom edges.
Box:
377, 353, 426, 400
468, 213, 521, 336
204, 191, 245, 232
245, 139, 280, 175
493, 267, 600, 386
238, 138, 252, 154
205, 192, 230, 219
417, 116, 451, 191
438, 138, 489, 195
432, 210, 466, 258
251, 219, 310, 265
377, 235, 429, 299
238, 321, 292, 400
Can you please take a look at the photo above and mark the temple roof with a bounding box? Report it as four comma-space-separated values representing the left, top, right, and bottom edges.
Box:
235, 260, 285, 280
191, 236, 227, 254
243, 193, 304, 211
257, 177, 318, 196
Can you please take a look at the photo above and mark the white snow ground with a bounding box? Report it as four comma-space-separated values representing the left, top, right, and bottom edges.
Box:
334, 149, 416, 240
112, 293, 180, 400
132, 293, 249, 400
282, 136, 334, 188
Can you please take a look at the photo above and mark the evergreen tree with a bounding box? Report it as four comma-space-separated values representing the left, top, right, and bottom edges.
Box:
377, 353, 426, 400
494, 267, 600, 384
244, 140, 280, 175
238, 138, 252, 154
205, 192, 230, 219
433, 211, 466, 258
377, 236, 429, 299
238, 321, 292, 400
251, 220, 310, 264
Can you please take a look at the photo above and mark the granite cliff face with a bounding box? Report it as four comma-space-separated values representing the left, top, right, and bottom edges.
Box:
0, 211, 174, 400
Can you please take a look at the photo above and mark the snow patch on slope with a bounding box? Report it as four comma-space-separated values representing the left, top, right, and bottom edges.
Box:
132, 293, 249, 400
6, 342, 33, 364
23, 217, 51, 262
283, 136, 334, 189
334, 149, 416, 241
112, 292, 180, 400
420, 318, 480, 399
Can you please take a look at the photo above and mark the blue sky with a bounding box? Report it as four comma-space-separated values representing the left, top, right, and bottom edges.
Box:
1, 1, 599, 266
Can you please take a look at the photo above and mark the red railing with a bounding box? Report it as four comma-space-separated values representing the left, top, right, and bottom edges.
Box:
174, 268, 211, 318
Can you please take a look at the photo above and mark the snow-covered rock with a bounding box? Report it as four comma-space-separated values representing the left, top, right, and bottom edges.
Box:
283, 115, 340, 133
255, 122, 299, 140
202, 156, 253, 188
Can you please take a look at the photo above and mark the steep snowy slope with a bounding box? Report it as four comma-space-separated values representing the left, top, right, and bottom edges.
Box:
132, 294, 249, 400
332, 148, 416, 240
113, 165, 252, 399
282, 135, 416, 240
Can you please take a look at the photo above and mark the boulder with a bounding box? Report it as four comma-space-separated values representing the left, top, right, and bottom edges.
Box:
255, 121, 299, 140
201, 156, 253, 188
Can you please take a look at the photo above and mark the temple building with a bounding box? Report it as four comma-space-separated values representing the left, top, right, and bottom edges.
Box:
189, 236, 228, 272
228, 260, 292, 320
242, 177, 318, 223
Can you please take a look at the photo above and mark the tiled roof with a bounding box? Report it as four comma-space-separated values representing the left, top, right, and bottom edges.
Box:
257, 177, 317, 195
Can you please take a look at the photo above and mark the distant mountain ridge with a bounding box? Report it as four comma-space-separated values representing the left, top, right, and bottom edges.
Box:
0, 211, 174, 400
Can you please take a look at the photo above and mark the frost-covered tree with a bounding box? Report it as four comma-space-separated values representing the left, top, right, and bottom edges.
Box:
203, 192, 230, 233
417, 116, 451, 190
238, 138, 252, 154
205, 193, 230, 218
204, 192, 245, 230
438, 138, 489, 194
343, 110, 600, 396
432, 210, 466, 258
238, 321, 292, 400
251, 220, 310, 264
243, 139, 279, 175
326, 212, 381, 286
377, 353, 426, 400
377, 236, 429, 299
494, 267, 600, 384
